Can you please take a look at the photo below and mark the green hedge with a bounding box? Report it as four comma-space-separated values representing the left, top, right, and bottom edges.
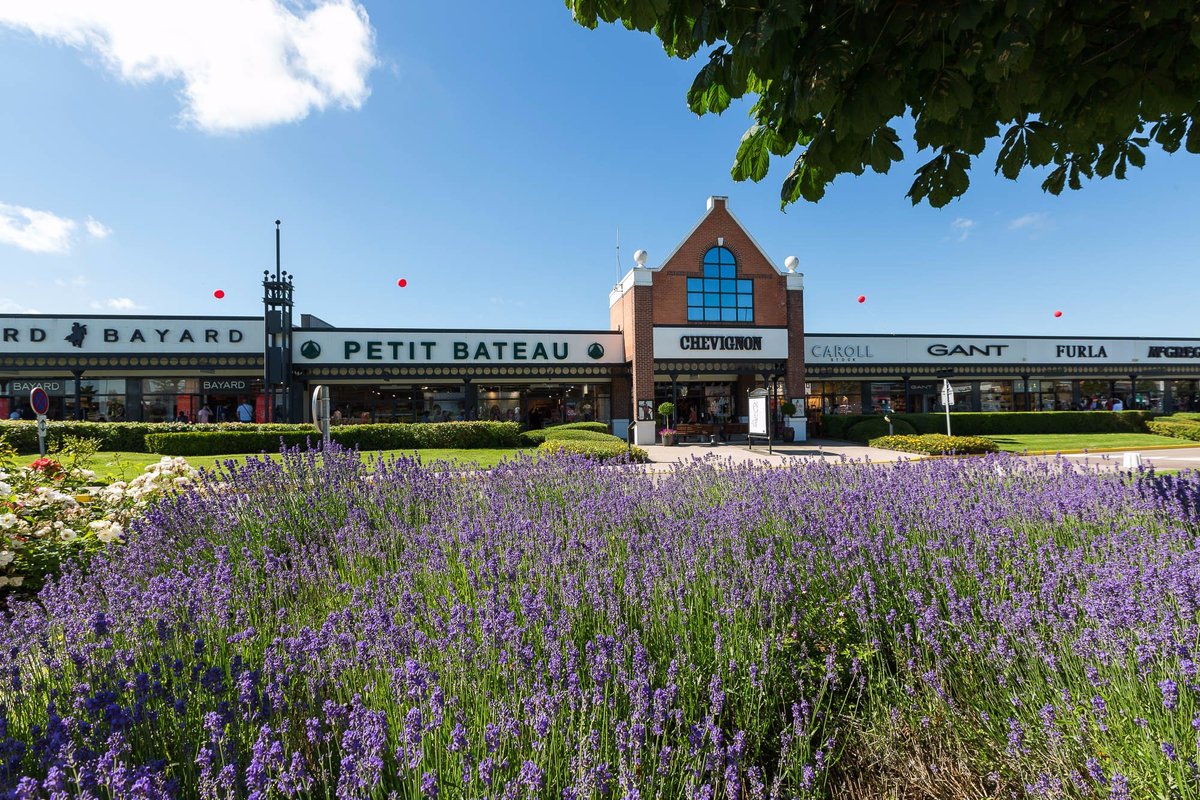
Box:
144, 422, 525, 456
537, 438, 648, 463
1147, 418, 1200, 442
0, 420, 302, 455
868, 433, 1000, 455
519, 428, 615, 446
845, 417, 916, 442
823, 411, 1155, 440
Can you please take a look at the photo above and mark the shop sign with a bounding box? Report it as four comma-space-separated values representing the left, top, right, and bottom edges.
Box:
807, 336, 1200, 364
653, 327, 788, 359
201, 379, 249, 392
0, 317, 261, 353
10, 380, 63, 395
294, 331, 626, 365
1147, 346, 1200, 358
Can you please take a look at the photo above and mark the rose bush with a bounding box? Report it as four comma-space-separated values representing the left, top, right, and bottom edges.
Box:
0, 442, 199, 594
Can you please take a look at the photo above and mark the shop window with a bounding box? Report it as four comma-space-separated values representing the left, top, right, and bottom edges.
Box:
686, 247, 753, 322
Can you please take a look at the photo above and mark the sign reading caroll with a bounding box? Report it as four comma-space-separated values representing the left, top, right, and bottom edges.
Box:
806, 336, 1200, 364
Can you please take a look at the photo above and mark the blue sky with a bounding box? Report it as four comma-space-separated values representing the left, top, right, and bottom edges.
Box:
1, 1, 1198, 338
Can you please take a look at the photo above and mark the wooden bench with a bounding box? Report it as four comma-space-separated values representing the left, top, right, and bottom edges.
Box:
675, 423, 708, 442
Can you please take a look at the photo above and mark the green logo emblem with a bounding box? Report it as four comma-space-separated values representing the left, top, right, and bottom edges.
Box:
587, 343, 605, 360
299, 341, 321, 359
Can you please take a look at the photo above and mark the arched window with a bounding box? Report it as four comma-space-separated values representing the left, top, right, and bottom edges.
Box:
686, 246, 753, 322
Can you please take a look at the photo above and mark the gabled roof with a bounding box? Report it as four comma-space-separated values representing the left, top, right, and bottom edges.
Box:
654, 196, 781, 274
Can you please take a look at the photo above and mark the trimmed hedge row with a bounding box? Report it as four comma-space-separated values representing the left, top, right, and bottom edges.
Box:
1147, 418, 1200, 442
823, 411, 1155, 439
537, 438, 648, 463
519, 426, 613, 446
868, 434, 1000, 455
0, 420, 301, 455
144, 422, 525, 456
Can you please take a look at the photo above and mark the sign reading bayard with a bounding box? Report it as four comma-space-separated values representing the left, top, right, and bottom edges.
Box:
0, 317, 259, 354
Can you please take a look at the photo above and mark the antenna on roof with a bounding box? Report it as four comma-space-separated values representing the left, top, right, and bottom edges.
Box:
615, 225, 621, 282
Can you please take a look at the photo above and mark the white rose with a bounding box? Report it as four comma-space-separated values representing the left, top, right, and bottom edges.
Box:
0, 551, 13, 567
0, 577, 8, 587
59, 529, 77, 543
96, 528, 121, 544
9, 576, 21, 587
0, 482, 11, 495
0, 514, 17, 529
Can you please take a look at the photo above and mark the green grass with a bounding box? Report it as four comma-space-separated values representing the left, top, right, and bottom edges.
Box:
987, 432, 1192, 452
17, 447, 535, 481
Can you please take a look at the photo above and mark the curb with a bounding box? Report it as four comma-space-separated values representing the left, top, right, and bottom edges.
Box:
1011, 444, 1198, 456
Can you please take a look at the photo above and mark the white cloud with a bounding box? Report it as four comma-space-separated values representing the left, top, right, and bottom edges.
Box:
85, 216, 112, 239
950, 217, 975, 241
0, 299, 41, 314
54, 276, 90, 289
0, 0, 377, 133
0, 203, 76, 253
89, 297, 143, 311
1009, 212, 1050, 231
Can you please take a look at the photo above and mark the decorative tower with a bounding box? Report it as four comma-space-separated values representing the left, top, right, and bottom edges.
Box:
262, 220, 294, 422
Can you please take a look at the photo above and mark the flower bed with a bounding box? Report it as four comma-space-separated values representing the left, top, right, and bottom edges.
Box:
0, 447, 199, 593
1, 450, 1197, 796
869, 432, 999, 455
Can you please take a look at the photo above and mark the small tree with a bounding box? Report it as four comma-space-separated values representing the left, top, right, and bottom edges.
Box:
657, 402, 676, 429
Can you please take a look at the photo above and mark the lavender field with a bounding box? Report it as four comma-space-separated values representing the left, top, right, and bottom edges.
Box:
2, 448, 1199, 798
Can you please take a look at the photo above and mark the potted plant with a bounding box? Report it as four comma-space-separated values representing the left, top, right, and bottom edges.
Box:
657, 402, 676, 443
780, 401, 797, 442
659, 426, 678, 446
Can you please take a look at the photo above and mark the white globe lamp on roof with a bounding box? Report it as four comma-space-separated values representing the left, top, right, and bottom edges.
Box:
784, 255, 799, 274
633, 249, 648, 269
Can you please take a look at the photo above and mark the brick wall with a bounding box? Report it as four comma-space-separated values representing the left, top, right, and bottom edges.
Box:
651, 197, 788, 328
786, 288, 806, 401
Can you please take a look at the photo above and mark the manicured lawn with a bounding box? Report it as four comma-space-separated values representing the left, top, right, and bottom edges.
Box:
16, 447, 535, 481
987, 432, 1190, 452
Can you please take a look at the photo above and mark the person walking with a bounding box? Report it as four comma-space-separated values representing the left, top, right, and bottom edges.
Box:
236, 398, 255, 423
196, 404, 213, 423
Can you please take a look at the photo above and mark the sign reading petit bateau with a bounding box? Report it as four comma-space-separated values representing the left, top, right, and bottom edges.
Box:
295, 330, 626, 365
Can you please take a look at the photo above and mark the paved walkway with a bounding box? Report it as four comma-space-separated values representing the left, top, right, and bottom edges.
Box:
640, 438, 914, 466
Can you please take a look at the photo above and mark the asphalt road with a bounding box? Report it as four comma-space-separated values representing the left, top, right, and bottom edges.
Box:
1039, 446, 1200, 472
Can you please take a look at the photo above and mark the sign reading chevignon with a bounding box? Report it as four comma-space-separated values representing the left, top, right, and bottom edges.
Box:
653, 327, 788, 359
294, 330, 626, 365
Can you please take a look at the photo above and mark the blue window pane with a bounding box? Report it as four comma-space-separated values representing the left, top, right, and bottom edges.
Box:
721, 308, 737, 321
720, 264, 735, 279
703, 278, 720, 292
703, 263, 719, 278
737, 294, 753, 307
721, 294, 736, 307
704, 307, 721, 321
737, 308, 754, 322
687, 278, 703, 291
704, 294, 720, 307
721, 279, 736, 293
687, 307, 704, 321
703, 246, 721, 263
687, 293, 704, 306
737, 279, 751, 293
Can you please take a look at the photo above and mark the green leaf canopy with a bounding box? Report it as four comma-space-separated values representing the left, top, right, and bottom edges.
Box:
568, 0, 1200, 207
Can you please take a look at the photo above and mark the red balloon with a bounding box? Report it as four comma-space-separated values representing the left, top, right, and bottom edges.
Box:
857, 295, 866, 304
397, 278, 408, 288
1054, 310, 1063, 318
213, 289, 225, 299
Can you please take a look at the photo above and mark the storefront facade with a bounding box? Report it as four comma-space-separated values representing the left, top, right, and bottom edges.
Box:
1, 197, 1198, 436
806, 334, 1200, 435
